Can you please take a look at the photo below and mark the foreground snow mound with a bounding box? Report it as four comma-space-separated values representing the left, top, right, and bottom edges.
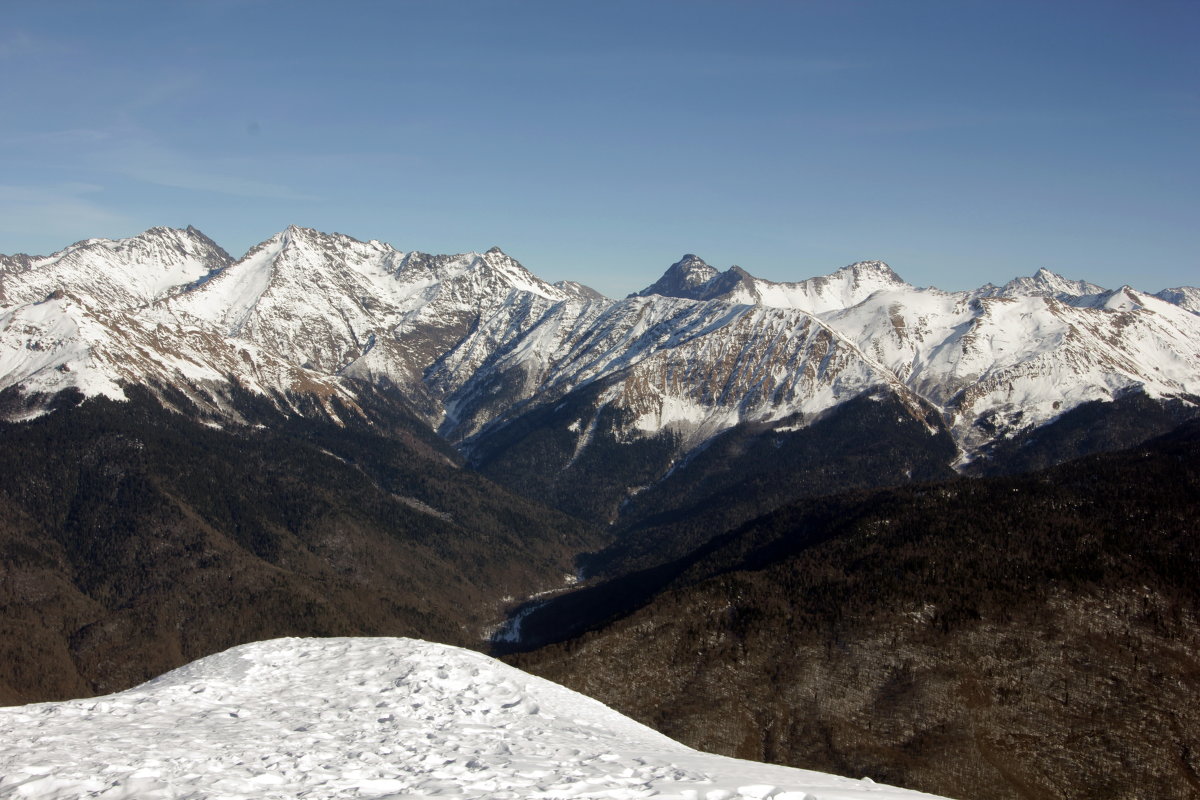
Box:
0, 637, 950, 800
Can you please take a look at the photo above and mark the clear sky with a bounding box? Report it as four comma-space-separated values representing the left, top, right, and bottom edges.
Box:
1, 0, 1196, 297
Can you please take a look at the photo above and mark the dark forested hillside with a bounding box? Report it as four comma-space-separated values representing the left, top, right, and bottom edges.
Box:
967, 390, 1200, 478
509, 422, 1200, 800
0, 390, 603, 704
470, 387, 958, 563
587, 391, 958, 577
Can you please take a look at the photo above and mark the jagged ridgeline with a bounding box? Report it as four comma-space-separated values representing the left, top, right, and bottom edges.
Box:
2, 226, 1199, 533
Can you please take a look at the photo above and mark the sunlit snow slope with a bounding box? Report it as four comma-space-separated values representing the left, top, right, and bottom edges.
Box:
4, 226, 1198, 468
0, 637, 950, 800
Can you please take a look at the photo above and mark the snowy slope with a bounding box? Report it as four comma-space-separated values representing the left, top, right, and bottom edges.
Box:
553, 279, 608, 302
0, 226, 362, 421
0, 227, 586, 423
0, 637, 950, 800
167, 229, 579, 419
1156, 285, 1200, 315
624, 255, 1200, 455
819, 285, 1200, 454
2, 226, 1198, 469
445, 294, 917, 450
0, 226, 231, 311
0, 286, 353, 421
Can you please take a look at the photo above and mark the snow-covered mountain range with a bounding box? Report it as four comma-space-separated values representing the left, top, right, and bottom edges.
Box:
0, 636, 949, 799
3, 225, 1198, 484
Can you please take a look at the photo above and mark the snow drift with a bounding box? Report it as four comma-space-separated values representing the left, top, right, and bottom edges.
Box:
0, 637, 950, 800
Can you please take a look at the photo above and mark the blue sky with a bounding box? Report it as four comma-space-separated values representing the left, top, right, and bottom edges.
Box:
1, 0, 1196, 297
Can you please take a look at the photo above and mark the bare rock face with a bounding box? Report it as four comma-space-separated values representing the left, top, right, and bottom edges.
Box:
635, 253, 721, 298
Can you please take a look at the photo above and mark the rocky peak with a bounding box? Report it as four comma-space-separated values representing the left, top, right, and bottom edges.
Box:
693, 265, 757, 300
1001, 268, 1106, 299
278, 224, 348, 251
1098, 285, 1146, 312
832, 260, 905, 286
1155, 286, 1200, 315
0, 252, 39, 276
477, 248, 547, 283
637, 255, 721, 299
442, 248, 566, 303
0, 226, 233, 309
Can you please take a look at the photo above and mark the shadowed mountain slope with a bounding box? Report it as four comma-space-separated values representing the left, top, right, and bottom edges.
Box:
508, 422, 1200, 800
0, 390, 602, 704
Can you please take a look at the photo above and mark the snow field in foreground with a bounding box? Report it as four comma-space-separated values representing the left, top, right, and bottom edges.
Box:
0, 637, 951, 800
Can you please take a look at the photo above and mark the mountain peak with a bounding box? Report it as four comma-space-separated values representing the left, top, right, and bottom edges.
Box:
144, 225, 233, 264
471, 247, 566, 301
0, 225, 234, 311
1029, 267, 1073, 288
1155, 286, 1200, 315
281, 224, 324, 243
835, 260, 905, 285
637, 254, 721, 298
279, 224, 353, 244
1001, 268, 1105, 299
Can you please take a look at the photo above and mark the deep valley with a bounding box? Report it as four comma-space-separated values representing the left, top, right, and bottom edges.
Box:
2, 226, 1198, 800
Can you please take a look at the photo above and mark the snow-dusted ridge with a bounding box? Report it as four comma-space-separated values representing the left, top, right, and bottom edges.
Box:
2, 225, 1199, 466
0, 225, 232, 310
1156, 285, 1200, 315
0, 636, 951, 800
